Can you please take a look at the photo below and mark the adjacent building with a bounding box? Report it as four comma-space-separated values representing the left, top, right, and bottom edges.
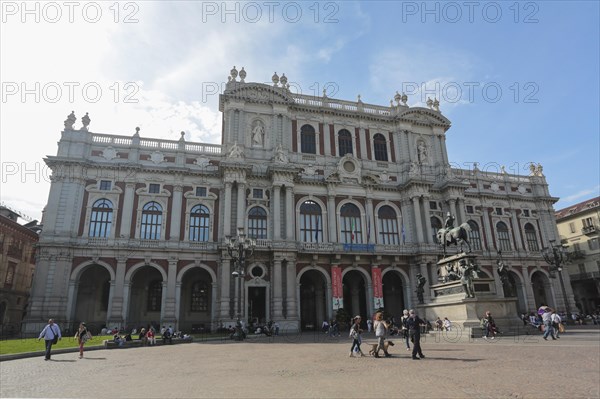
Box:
556, 197, 600, 314
0, 206, 39, 336
23, 69, 575, 334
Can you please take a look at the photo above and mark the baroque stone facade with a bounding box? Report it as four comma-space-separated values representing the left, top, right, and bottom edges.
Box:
23, 69, 575, 334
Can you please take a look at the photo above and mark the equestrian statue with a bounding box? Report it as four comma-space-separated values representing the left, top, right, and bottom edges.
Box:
437, 212, 472, 256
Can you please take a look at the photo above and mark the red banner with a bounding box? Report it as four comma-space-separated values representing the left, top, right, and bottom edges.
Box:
331, 266, 343, 309
372, 267, 384, 309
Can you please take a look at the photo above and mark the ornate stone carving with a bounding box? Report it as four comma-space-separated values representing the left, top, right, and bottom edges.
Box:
64, 111, 76, 130
80, 112, 91, 131
150, 151, 165, 164
194, 156, 210, 167
102, 146, 118, 160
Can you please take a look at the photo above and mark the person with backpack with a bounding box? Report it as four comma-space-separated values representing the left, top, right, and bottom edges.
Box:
348, 315, 365, 357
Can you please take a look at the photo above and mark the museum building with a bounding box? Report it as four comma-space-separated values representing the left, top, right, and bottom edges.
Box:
22, 68, 575, 334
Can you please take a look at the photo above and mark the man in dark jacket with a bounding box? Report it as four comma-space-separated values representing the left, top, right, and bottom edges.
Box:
405, 309, 425, 360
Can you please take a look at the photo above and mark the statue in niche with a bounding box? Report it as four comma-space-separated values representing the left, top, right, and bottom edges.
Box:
417, 141, 428, 164
251, 121, 265, 146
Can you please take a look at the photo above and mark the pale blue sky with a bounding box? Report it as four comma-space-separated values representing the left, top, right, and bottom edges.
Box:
1, 1, 598, 220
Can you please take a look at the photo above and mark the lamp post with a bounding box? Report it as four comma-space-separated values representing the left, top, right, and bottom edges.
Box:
542, 239, 571, 321
226, 228, 256, 340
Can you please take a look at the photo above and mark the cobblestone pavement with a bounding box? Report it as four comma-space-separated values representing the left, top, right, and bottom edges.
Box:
1, 327, 599, 399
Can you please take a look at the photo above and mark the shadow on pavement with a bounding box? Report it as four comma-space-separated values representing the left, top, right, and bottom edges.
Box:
50, 359, 76, 362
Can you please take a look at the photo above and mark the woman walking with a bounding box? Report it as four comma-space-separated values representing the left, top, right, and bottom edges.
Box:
348, 315, 365, 357
75, 322, 92, 359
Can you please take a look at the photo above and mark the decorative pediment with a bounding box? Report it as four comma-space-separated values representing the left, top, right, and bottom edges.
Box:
224, 83, 294, 104
397, 108, 451, 127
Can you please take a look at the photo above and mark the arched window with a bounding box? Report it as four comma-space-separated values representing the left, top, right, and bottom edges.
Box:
189, 204, 210, 242
248, 207, 267, 239
340, 203, 362, 244
89, 199, 113, 238
141, 202, 162, 240
300, 124, 316, 154
524, 223, 539, 251
191, 281, 209, 312
430, 216, 442, 243
467, 220, 483, 251
300, 201, 323, 243
147, 280, 162, 311
497, 221, 511, 251
373, 133, 388, 161
338, 129, 353, 157
378, 206, 399, 245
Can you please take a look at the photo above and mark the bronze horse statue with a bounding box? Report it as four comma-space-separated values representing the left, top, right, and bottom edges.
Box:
437, 222, 472, 256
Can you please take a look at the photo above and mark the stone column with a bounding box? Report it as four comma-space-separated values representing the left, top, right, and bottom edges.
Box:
169, 185, 183, 241
481, 208, 494, 251
237, 183, 246, 231
272, 259, 283, 319
163, 259, 178, 324
223, 182, 232, 237
327, 195, 336, 242
457, 198, 467, 225
273, 185, 281, 240
412, 197, 424, 243
521, 266, 534, 311
366, 198, 374, 244
448, 199, 457, 222
285, 186, 294, 240
406, 131, 415, 162
220, 259, 231, 320
120, 182, 136, 238
107, 257, 126, 325
511, 211, 523, 250
423, 198, 433, 243
286, 260, 298, 318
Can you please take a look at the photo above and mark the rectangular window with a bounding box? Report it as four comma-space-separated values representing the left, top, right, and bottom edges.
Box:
466, 205, 474, 214
578, 264, 586, 274
99, 180, 112, 190
253, 189, 263, 199
5, 262, 16, 287
149, 184, 160, 194
429, 201, 437, 210
496, 208, 503, 215
588, 238, 599, 251
573, 243, 581, 251
583, 217, 593, 227
522, 209, 530, 217
196, 187, 207, 197
569, 222, 576, 233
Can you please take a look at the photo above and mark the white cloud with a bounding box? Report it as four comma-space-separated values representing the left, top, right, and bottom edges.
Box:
556, 185, 600, 208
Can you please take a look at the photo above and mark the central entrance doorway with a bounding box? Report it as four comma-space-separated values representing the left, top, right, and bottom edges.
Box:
248, 287, 266, 324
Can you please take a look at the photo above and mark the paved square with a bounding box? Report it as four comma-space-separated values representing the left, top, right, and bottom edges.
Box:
1, 327, 599, 398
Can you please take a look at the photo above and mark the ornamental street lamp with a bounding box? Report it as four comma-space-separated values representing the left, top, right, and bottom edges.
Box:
542, 239, 571, 321
225, 227, 256, 341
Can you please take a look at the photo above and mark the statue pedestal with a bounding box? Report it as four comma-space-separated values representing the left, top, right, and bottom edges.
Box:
418, 252, 520, 336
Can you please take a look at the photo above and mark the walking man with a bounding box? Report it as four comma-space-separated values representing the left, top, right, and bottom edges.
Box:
38, 319, 61, 360
542, 307, 556, 341
405, 309, 425, 360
